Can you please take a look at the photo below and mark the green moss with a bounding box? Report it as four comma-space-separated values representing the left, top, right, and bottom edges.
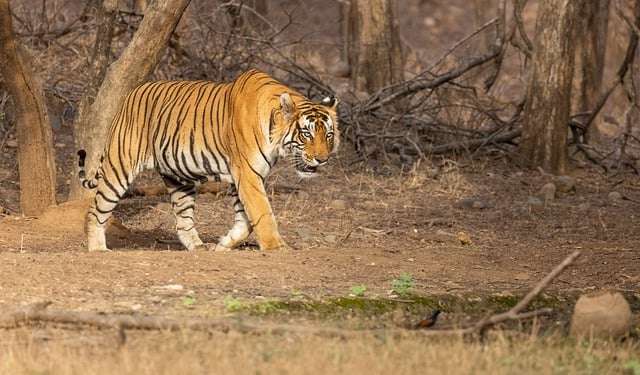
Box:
229, 292, 573, 321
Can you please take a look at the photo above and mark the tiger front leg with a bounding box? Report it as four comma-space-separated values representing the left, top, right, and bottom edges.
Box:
233, 172, 290, 251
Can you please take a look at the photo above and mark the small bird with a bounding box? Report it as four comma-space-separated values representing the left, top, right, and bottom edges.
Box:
413, 310, 442, 330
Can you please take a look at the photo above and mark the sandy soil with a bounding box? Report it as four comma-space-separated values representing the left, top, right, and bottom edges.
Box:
0, 157, 638, 318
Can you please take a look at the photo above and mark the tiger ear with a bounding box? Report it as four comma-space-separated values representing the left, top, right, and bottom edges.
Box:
322, 96, 339, 110
280, 93, 296, 120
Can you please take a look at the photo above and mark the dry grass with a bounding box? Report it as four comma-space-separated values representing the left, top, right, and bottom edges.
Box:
0, 328, 637, 375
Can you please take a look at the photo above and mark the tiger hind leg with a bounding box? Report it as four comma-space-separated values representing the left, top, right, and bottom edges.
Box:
162, 175, 205, 251
86, 167, 131, 252
215, 185, 252, 251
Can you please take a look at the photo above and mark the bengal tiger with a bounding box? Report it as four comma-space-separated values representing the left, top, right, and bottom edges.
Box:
77, 69, 339, 252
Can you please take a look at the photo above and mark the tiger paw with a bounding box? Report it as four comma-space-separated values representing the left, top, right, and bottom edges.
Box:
212, 243, 233, 252
88, 246, 112, 252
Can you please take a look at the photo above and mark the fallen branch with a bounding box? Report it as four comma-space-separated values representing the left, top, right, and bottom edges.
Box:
0, 251, 581, 341
361, 50, 501, 112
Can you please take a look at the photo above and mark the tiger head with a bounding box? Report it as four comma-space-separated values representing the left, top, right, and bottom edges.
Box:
279, 93, 340, 178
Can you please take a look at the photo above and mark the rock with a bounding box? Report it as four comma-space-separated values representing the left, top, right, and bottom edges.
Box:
456, 197, 487, 210
149, 296, 163, 304
570, 291, 632, 339
456, 198, 476, 209
472, 200, 487, 209
457, 231, 472, 245
5, 139, 17, 148
554, 175, 576, 193
608, 191, 623, 202
537, 182, 556, 202
423, 16, 436, 27
54, 142, 66, 149
329, 199, 348, 210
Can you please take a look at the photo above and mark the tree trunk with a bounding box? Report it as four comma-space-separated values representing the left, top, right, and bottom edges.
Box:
347, 0, 403, 94
473, 0, 497, 53
519, 0, 583, 174
69, 0, 117, 199
69, 0, 191, 200
575, 0, 610, 143
0, 0, 57, 215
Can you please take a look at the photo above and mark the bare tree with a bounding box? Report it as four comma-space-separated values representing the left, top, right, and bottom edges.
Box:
473, 0, 498, 53
0, 0, 57, 215
69, 0, 117, 199
70, 0, 191, 200
575, 0, 610, 143
520, 0, 584, 174
346, 0, 403, 94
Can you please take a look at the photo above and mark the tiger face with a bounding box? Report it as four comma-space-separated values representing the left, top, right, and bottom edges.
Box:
280, 94, 340, 178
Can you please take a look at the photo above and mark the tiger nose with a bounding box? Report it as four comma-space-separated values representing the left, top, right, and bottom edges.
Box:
314, 157, 328, 165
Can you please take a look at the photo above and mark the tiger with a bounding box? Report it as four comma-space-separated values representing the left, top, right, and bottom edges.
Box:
77, 69, 339, 252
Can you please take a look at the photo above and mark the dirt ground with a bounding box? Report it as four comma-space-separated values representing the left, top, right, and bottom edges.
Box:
0, 154, 638, 313
1, 153, 639, 373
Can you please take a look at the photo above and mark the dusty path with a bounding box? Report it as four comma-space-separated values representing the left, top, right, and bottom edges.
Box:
0, 162, 638, 316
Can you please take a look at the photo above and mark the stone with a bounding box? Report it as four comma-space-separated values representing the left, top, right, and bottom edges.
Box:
456, 198, 476, 209
457, 231, 472, 245
608, 191, 623, 202
538, 183, 556, 202
5, 139, 17, 148
555, 175, 576, 193
456, 197, 487, 210
54, 142, 66, 149
471, 200, 487, 209
570, 291, 632, 339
